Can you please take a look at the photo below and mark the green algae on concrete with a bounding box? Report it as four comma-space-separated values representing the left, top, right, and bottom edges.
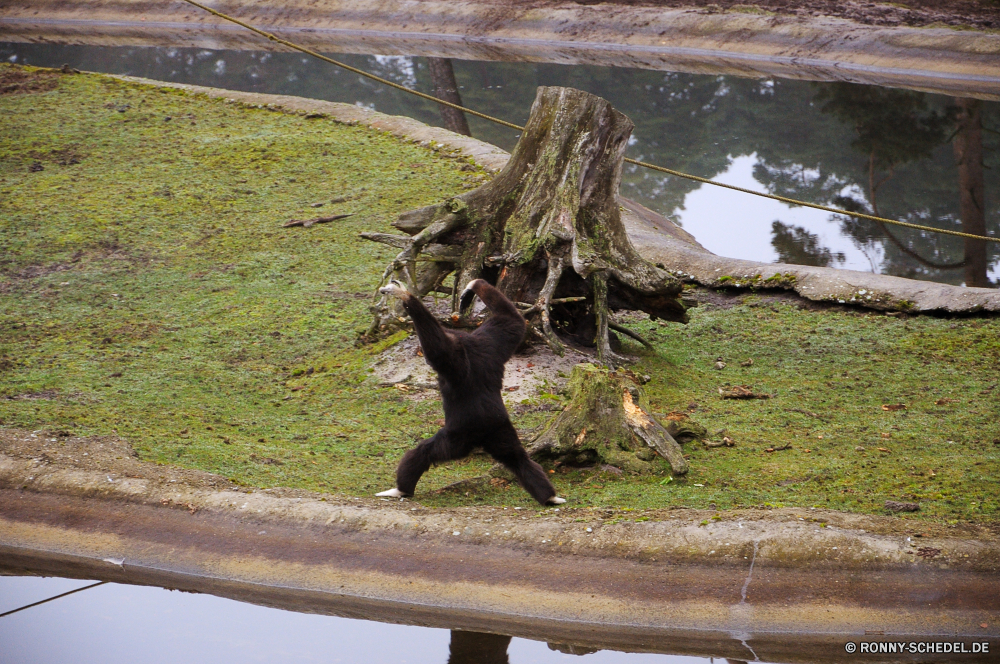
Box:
1, 65, 998, 527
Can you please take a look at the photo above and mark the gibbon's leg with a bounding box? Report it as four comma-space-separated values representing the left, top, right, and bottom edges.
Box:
487, 431, 564, 505
380, 279, 466, 379
377, 429, 466, 497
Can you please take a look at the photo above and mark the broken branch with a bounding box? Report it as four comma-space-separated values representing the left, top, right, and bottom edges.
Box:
283, 214, 352, 228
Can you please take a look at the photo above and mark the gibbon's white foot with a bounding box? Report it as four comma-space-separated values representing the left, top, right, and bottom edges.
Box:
546, 496, 567, 505
379, 280, 408, 299
376, 487, 406, 498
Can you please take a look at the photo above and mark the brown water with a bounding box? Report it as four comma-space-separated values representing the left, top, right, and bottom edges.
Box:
3, 42, 997, 287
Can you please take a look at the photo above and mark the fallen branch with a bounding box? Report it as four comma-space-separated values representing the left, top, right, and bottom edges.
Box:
787, 407, 827, 420
283, 213, 353, 228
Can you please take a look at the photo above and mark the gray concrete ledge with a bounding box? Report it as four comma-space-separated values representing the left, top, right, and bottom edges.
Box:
2, 0, 1000, 100
622, 198, 1000, 314
1, 425, 998, 657
112, 76, 1000, 314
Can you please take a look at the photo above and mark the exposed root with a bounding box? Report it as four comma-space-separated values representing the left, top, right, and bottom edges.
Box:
538, 252, 566, 356
592, 272, 628, 367
608, 322, 654, 350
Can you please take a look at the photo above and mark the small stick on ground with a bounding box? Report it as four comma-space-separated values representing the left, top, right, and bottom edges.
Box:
283, 214, 353, 228
787, 407, 828, 420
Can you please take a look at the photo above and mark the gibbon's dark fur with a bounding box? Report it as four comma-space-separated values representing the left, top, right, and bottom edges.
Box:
389, 279, 557, 504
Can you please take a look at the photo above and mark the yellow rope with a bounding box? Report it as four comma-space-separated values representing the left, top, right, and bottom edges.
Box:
621, 158, 999, 243
179, 0, 999, 245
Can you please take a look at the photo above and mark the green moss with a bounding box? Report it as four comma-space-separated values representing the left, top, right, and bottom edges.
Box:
0, 65, 476, 495
1, 66, 998, 525
729, 5, 773, 14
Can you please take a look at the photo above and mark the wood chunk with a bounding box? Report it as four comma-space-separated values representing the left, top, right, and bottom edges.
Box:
282, 214, 352, 228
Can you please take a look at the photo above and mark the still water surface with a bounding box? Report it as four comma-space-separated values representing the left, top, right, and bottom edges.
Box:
0, 575, 731, 664
3, 43, 998, 287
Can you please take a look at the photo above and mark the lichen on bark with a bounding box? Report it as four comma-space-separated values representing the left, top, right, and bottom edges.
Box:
527, 363, 688, 475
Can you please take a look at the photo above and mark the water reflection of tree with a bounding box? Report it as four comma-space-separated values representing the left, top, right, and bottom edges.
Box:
755, 84, 997, 286
953, 98, 989, 287
771, 221, 845, 267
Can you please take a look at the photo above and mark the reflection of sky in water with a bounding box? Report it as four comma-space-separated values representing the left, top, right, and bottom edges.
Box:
679, 155, 884, 273
2, 42, 997, 286
0, 576, 715, 664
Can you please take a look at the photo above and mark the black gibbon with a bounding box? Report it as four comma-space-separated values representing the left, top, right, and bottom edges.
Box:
376, 278, 564, 505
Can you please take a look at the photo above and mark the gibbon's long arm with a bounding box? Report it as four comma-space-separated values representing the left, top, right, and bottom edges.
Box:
462, 279, 522, 321
401, 295, 468, 380
462, 279, 526, 361
380, 280, 468, 381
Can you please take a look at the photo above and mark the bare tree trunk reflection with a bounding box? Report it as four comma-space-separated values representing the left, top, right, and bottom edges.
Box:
427, 57, 472, 137
447, 630, 511, 664
953, 98, 989, 287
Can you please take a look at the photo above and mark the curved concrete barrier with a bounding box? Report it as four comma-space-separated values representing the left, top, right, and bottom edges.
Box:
2, 426, 998, 660
2, 0, 1000, 100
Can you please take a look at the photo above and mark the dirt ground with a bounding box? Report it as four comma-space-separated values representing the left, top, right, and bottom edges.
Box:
498, 0, 999, 29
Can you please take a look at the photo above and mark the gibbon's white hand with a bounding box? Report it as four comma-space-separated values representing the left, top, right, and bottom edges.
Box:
379, 280, 409, 299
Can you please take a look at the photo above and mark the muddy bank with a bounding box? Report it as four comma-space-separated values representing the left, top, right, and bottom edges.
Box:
2, 427, 999, 657
532, 0, 1000, 31
2, 0, 999, 100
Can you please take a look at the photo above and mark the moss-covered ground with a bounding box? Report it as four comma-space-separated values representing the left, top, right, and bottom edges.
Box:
1, 65, 998, 525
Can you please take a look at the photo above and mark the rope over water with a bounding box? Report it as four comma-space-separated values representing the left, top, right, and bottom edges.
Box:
178, 0, 999, 245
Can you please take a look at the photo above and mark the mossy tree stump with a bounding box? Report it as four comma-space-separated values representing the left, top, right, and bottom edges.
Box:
527, 363, 688, 475
363, 86, 687, 366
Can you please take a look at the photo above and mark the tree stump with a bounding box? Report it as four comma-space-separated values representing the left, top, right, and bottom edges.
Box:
527, 363, 688, 475
362, 86, 687, 365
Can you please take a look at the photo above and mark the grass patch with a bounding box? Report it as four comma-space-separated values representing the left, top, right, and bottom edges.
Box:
618, 298, 999, 524
1, 65, 998, 524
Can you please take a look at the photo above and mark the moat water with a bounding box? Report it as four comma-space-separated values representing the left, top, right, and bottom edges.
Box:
0, 575, 734, 664
3, 42, 998, 287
